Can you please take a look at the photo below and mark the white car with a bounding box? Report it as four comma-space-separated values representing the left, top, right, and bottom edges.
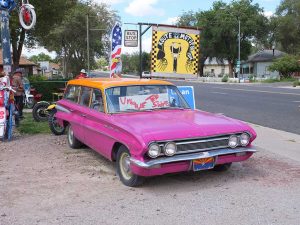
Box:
142, 71, 152, 79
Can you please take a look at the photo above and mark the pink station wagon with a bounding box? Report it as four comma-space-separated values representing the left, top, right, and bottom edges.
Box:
55, 78, 257, 186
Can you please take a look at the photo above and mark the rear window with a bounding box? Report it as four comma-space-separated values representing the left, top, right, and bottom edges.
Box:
64, 85, 81, 103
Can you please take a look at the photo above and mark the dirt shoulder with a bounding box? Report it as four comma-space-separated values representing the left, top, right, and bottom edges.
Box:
1, 134, 300, 225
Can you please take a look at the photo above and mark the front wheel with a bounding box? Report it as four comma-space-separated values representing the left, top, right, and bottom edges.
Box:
48, 110, 66, 135
19, 5, 36, 30
67, 125, 82, 149
116, 146, 145, 187
32, 101, 50, 122
26, 97, 35, 109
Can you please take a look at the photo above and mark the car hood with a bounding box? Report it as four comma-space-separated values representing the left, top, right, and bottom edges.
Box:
111, 109, 256, 144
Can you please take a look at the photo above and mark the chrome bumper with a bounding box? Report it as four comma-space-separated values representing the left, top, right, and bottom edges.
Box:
130, 147, 257, 168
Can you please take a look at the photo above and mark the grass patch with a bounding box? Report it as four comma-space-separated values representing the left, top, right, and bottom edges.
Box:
261, 77, 297, 83
17, 113, 50, 134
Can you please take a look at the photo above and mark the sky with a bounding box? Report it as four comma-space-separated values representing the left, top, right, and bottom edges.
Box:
23, 0, 281, 57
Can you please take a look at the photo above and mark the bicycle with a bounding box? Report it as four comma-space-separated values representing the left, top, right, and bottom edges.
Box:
19, 0, 36, 30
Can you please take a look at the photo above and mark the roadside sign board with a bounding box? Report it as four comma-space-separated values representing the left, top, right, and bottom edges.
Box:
124, 30, 138, 47
177, 86, 196, 110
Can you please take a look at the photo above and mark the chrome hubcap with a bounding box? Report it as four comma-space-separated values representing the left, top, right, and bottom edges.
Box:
120, 153, 132, 180
68, 127, 73, 145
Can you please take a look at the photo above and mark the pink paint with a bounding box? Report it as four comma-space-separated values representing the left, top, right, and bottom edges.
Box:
56, 98, 257, 177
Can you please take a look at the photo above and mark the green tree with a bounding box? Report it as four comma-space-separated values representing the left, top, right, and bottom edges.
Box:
29, 53, 53, 63
121, 52, 150, 74
273, 0, 300, 54
9, 0, 76, 68
269, 54, 300, 78
45, 2, 118, 74
96, 57, 108, 70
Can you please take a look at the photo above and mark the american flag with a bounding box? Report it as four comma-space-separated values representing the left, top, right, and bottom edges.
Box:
110, 23, 122, 78
1, 10, 12, 73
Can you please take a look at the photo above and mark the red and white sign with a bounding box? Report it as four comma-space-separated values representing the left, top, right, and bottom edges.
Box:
119, 94, 169, 111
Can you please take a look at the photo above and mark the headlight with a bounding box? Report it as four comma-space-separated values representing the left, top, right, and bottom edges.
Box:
228, 135, 238, 148
164, 142, 177, 156
147, 143, 161, 158
240, 133, 250, 146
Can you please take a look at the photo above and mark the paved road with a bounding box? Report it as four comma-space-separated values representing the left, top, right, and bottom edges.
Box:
88, 72, 300, 134
171, 81, 300, 134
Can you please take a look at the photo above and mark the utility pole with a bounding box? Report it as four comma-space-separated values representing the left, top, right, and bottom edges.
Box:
238, 19, 241, 83
86, 14, 90, 74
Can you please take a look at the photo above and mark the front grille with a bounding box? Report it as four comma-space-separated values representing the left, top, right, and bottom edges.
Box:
177, 138, 229, 153
158, 134, 242, 156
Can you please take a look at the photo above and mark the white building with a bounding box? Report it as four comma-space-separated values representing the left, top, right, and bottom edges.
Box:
203, 58, 229, 77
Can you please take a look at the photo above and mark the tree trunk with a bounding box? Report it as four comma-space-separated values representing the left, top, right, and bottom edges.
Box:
11, 28, 26, 70
228, 60, 234, 77
199, 56, 207, 77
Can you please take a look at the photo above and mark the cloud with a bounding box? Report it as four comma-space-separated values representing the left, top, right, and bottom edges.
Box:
125, 0, 165, 17
123, 36, 152, 54
264, 11, 274, 18
164, 17, 179, 25
93, 0, 124, 5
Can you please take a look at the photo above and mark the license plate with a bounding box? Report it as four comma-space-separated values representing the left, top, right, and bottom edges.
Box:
193, 157, 215, 171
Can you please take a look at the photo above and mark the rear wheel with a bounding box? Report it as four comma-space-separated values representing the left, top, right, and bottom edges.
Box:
213, 163, 232, 172
48, 110, 66, 135
116, 146, 145, 187
32, 102, 50, 122
26, 97, 35, 109
67, 125, 82, 149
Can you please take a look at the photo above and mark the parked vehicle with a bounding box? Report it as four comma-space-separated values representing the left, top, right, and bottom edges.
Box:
142, 71, 152, 79
54, 78, 257, 187
47, 104, 66, 135
32, 101, 50, 122
22, 77, 35, 109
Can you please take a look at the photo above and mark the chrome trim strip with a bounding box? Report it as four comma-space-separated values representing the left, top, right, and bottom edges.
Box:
56, 105, 71, 114
130, 147, 257, 168
176, 137, 229, 145
176, 145, 229, 155
152, 131, 252, 147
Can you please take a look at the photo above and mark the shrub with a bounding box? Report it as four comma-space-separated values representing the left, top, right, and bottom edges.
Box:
293, 80, 300, 87
249, 74, 256, 82
269, 55, 300, 78
222, 75, 228, 82
31, 81, 68, 101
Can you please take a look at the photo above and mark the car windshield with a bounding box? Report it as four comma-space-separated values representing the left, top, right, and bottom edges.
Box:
105, 85, 190, 113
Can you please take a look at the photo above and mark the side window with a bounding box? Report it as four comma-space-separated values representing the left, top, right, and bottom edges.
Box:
79, 86, 92, 107
90, 89, 104, 112
64, 85, 81, 103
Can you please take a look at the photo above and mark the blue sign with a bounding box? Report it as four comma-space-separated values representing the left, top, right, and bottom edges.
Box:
177, 86, 196, 110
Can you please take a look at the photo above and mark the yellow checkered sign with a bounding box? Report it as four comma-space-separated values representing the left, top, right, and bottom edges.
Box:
151, 26, 200, 76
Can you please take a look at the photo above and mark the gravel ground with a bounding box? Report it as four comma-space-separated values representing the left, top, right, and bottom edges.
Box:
0, 134, 300, 225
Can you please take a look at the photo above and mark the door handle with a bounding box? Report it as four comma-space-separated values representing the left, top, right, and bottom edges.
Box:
81, 114, 86, 117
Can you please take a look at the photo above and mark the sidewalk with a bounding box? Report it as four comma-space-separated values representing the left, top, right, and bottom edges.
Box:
250, 123, 300, 163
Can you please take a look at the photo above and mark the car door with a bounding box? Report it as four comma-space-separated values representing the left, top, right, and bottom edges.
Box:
81, 88, 116, 159
60, 85, 86, 143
